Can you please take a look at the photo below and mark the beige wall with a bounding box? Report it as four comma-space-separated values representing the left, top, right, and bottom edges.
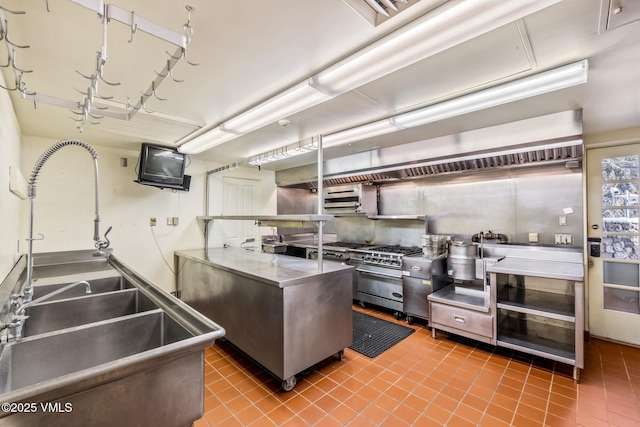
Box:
19, 135, 276, 293
0, 73, 23, 281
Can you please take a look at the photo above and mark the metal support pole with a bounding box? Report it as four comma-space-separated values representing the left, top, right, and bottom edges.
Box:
317, 135, 323, 273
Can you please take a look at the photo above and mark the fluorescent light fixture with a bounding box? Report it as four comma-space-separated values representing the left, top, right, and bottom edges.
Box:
247, 140, 317, 166
323, 118, 399, 147
221, 82, 330, 134
312, 0, 562, 94
178, 126, 237, 154
394, 59, 589, 129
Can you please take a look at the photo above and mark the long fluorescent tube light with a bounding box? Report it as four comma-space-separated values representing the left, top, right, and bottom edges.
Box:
247, 140, 317, 166
221, 82, 330, 134
394, 59, 589, 129
241, 59, 588, 164
323, 118, 399, 147
178, 126, 237, 154
312, 0, 562, 95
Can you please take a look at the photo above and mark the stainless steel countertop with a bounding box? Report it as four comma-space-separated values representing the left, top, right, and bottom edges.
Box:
488, 257, 584, 281
175, 248, 353, 288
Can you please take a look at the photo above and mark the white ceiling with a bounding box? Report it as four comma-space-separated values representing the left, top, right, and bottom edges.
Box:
2, 0, 639, 171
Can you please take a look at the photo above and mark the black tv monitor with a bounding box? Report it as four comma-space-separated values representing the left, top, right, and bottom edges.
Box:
136, 143, 189, 190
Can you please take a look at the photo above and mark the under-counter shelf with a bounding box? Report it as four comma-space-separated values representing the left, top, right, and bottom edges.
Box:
497, 310, 576, 364
489, 255, 584, 380
497, 286, 575, 321
428, 285, 490, 313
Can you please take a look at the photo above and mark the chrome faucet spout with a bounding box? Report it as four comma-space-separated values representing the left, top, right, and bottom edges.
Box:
17, 281, 92, 315
25, 140, 106, 300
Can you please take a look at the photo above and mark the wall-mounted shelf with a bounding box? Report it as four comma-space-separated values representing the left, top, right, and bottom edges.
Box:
366, 215, 426, 220
197, 215, 334, 228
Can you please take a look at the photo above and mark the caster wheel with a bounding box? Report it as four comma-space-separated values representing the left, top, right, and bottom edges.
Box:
394, 311, 402, 320
406, 316, 414, 325
359, 300, 365, 308
281, 376, 297, 392
335, 349, 345, 361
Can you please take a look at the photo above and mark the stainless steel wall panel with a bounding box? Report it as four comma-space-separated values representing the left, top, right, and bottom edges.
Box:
277, 166, 583, 246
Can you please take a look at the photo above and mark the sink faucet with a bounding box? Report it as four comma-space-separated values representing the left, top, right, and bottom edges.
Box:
8, 280, 92, 341
25, 140, 111, 302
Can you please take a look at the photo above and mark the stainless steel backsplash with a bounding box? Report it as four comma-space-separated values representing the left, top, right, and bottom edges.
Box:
277, 163, 583, 247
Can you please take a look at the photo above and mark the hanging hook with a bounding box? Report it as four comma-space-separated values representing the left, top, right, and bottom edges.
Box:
166, 48, 199, 67
141, 81, 167, 101
0, 5, 26, 14
96, 93, 113, 100
128, 11, 137, 43
139, 96, 154, 113
18, 85, 35, 97
9, 48, 33, 74
3, 20, 30, 49
96, 55, 121, 86
76, 70, 97, 81
0, 79, 18, 91
154, 60, 169, 78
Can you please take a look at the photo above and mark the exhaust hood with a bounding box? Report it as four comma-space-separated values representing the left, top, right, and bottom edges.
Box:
276, 110, 583, 189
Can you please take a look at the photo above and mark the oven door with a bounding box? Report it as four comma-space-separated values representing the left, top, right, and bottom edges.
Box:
355, 264, 404, 311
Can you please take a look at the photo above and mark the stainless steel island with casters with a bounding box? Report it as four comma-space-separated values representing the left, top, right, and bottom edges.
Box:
175, 247, 354, 391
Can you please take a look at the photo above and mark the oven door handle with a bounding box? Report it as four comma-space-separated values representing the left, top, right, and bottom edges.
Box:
356, 266, 403, 280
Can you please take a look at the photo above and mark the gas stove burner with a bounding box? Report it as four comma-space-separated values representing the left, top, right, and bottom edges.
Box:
370, 246, 422, 256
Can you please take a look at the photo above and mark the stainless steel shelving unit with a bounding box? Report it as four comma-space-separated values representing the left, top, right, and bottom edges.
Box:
489, 257, 584, 380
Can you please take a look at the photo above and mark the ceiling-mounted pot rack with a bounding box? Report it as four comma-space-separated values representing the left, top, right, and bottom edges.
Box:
0, 0, 197, 132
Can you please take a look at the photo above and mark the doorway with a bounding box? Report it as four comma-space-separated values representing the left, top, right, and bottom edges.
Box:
222, 177, 260, 248
587, 144, 640, 345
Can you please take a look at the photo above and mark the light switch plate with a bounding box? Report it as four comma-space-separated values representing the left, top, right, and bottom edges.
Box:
528, 233, 539, 243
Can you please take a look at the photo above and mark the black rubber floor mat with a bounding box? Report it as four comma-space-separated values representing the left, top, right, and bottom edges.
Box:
349, 311, 415, 358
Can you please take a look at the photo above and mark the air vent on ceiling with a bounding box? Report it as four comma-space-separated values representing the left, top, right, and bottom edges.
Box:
342, 0, 421, 26
601, 0, 640, 31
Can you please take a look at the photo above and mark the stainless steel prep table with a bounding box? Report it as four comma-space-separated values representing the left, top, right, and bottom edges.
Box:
488, 257, 584, 281
488, 256, 584, 380
175, 248, 354, 390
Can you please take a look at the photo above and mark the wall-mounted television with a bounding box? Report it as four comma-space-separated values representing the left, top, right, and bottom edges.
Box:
135, 143, 190, 191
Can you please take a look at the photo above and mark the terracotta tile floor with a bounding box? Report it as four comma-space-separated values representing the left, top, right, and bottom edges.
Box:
195, 305, 640, 426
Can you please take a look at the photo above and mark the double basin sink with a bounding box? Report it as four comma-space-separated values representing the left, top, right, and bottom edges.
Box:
0, 251, 225, 427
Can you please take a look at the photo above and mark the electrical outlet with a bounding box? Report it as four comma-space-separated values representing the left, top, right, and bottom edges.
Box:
150, 217, 156, 226
528, 233, 539, 243
167, 217, 173, 226
172, 217, 179, 226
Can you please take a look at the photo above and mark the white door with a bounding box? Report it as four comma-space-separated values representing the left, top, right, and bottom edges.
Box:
223, 177, 260, 248
587, 144, 640, 345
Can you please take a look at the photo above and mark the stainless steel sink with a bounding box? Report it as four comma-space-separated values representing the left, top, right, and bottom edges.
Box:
22, 288, 155, 337
0, 250, 225, 427
0, 310, 192, 393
